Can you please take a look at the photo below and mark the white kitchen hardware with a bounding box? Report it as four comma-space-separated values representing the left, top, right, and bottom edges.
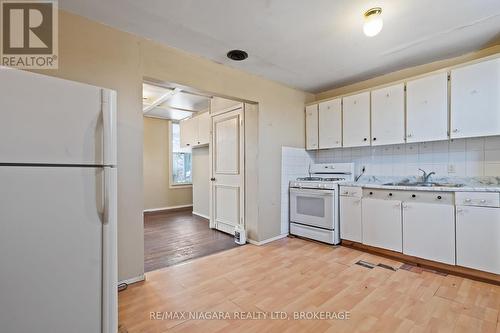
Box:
371, 83, 405, 145
362, 197, 403, 252
289, 163, 354, 245
342, 92, 370, 147
455, 192, 500, 207
451, 57, 500, 139
456, 204, 500, 274
180, 111, 210, 148
406, 72, 449, 143
403, 201, 455, 265
340, 186, 362, 242
318, 98, 342, 149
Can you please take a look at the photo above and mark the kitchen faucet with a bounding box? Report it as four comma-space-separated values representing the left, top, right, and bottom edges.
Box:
418, 168, 435, 183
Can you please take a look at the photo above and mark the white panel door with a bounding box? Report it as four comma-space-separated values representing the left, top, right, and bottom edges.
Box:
211, 107, 244, 235
340, 196, 362, 242
318, 99, 342, 149
456, 206, 500, 274
196, 112, 210, 146
371, 83, 405, 145
406, 73, 449, 143
451, 58, 500, 138
0, 166, 103, 333
403, 202, 455, 264
362, 198, 402, 252
180, 117, 197, 148
343, 92, 370, 147
305, 104, 319, 150
0, 67, 104, 164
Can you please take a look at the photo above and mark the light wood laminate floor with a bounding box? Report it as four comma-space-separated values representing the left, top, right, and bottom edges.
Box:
120, 237, 500, 333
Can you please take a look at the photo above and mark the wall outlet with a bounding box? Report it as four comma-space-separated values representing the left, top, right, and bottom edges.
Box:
448, 164, 456, 174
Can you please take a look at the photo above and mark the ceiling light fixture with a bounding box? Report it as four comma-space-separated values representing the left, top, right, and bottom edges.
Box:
227, 49, 248, 61
363, 7, 383, 37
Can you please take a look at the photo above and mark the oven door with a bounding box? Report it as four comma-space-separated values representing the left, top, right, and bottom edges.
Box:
290, 188, 335, 229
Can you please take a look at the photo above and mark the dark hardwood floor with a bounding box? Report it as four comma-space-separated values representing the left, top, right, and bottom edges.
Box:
144, 209, 239, 272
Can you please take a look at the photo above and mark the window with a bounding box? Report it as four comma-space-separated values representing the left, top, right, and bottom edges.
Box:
170, 122, 192, 186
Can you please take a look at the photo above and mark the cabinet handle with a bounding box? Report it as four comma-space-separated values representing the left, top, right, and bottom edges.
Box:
465, 198, 471, 202
210, 178, 216, 181
186, 143, 190, 146
437, 196, 442, 200
373, 137, 377, 141
480, 199, 486, 204
388, 193, 393, 196
363, 138, 367, 142
411, 194, 416, 198
452, 129, 459, 133
369, 191, 373, 195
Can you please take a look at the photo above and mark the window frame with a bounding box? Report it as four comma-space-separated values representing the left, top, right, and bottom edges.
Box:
169, 120, 192, 188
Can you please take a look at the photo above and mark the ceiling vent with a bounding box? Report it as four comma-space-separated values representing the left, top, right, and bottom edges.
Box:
227, 50, 248, 61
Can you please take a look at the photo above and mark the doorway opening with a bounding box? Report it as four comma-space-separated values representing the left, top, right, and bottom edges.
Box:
142, 80, 257, 272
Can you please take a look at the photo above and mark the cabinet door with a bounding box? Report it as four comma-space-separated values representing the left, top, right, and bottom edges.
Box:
343, 92, 370, 147
196, 112, 210, 146
180, 117, 197, 148
305, 104, 319, 150
451, 58, 500, 138
362, 198, 402, 252
403, 202, 455, 264
318, 99, 342, 149
371, 83, 405, 145
406, 73, 449, 143
456, 206, 500, 274
340, 196, 362, 242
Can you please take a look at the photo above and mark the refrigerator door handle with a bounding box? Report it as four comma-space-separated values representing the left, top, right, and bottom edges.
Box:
102, 166, 118, 333
102, 89, 117, 166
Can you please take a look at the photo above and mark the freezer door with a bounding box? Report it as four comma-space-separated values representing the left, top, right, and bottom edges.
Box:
0, 166, 104, 333
0, 67, 109, 165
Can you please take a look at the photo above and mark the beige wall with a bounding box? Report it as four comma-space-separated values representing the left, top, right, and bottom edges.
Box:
192, 146, 209, 218
315, 44, 500, 101
40, 10, 311, 281
143, 117, 193, 210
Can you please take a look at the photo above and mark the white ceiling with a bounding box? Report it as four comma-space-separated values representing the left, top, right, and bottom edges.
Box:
61, 1, 500, 92
143, 83, 210, 120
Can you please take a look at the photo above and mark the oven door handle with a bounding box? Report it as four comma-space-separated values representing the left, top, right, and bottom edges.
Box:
290, 188, 334, 196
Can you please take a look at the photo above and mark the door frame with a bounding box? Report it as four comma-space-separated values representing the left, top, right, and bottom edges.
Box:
209, 103, 245, 232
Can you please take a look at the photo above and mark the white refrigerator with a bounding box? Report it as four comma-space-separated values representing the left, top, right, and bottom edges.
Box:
0, 67, 118, 333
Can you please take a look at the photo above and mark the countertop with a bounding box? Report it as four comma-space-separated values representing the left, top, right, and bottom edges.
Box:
341, 175, 500, 192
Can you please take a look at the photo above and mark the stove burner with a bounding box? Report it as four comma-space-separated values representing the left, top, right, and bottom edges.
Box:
296, 177, 345, 182
296, 177, 323, 181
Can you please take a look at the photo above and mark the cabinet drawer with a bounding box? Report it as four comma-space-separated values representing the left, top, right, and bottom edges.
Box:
340, 186, 362, 198
455, 192, 500, 207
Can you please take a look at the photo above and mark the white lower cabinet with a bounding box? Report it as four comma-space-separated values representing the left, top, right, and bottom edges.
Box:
362, 198, 402, 252
402, 202, 455, 265
340, 195, 362, 242
456, 205, 500, 274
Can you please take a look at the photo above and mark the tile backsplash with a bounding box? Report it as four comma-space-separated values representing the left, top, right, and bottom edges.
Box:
314, 136, 500, 178
281, 147, 314, 234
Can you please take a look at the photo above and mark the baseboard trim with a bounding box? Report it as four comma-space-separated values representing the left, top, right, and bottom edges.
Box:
192, 211, 210, 220
248, 233, 288, 246
143, 205, 193, 213
118, 274, 145, 286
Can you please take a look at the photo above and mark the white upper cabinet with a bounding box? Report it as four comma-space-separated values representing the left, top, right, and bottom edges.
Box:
196, 112, 210, 146
180, 112, 210, 148
406, 73, 449, 143
318, 99, 342, 149
371, 83, 405, 145
451, 58, 500, 139
305, 104, 319, 150
343, 92, 370, 147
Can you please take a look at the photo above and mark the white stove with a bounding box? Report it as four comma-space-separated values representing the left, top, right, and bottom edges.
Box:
289, 163, 354, 245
